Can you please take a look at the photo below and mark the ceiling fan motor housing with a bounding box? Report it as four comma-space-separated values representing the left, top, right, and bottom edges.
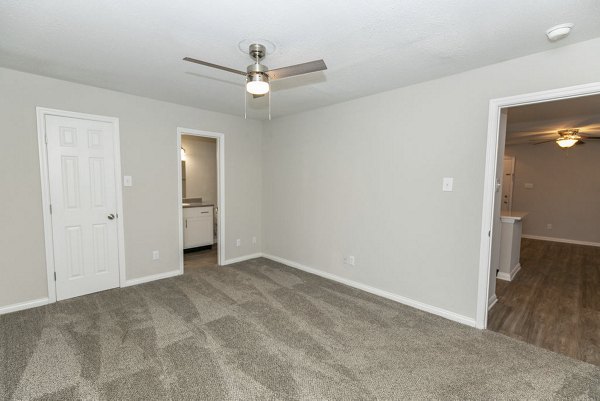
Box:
247, 56, 269, 84
249, 43, 266, 61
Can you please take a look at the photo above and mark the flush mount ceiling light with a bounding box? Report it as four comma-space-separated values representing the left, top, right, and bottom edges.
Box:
546, 23, 574, 41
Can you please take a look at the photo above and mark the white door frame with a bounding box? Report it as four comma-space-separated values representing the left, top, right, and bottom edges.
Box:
37, 107, 126, 303
177, 127, 225, 269
476, 82, 600, 329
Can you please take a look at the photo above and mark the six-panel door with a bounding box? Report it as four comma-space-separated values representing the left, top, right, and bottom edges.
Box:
45, 114, 120, 300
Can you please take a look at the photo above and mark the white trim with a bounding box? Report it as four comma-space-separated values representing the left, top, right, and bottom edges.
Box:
488, 294, 498, 311
497, 263, 521, 282
177, 128, 226, 271
262, 253, 477, 328
122, 269, 181, 287
477, 82, 600, 330
222, 253, 263, 265
522, 234, 600, 248
36, 107, 126, 303
0, 298, 49, 315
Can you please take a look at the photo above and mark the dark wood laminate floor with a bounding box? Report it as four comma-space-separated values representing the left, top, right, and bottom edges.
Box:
184, 246, 218, 270
488, 238, 600, 366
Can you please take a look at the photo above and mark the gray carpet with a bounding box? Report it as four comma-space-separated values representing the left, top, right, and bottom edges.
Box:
1, 257, 599, 400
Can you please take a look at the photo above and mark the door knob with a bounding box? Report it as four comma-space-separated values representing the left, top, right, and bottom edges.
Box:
107, 214, 115, 220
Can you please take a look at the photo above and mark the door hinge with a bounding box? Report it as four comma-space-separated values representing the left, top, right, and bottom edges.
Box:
49, 204, 53, 214
54, 272, 56, 281
488, 230, 491, 237
45, 135, 48, 144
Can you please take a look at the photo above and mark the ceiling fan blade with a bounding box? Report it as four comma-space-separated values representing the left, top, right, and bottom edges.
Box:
532, 139, 556, 145
581, 136, 600, 140
253, 94, 266, 99
267, 59, 327, 80
183, 57, 246, 76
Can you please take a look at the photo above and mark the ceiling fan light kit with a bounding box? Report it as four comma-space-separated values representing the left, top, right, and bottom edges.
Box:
184, 42, 327, 119
246, 73, 270, 95
555, 128, 581, 148
556, 137, 578, 148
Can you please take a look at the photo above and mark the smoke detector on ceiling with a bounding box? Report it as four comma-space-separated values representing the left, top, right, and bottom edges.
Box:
546, 23, 573, 42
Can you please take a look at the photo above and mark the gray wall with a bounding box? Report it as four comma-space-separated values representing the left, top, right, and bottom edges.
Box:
262, 38, 600, 321
0, 67, 263, 308
505, 142, 600, 244
181, 135, 217, 204
3, 37, 600, 318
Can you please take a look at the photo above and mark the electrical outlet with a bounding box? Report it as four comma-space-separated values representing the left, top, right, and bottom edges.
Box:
236, 239, 241, 247
152, 250, 159, 260
546, 224, 553, 230
252, 236, 257, 245
344, 256, 355, 266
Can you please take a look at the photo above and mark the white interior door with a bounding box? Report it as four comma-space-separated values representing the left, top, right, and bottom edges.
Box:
45, 114, 120, 300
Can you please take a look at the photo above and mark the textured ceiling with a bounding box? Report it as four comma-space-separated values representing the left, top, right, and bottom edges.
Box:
507, 94, 600, 145
1, 0, 600, 119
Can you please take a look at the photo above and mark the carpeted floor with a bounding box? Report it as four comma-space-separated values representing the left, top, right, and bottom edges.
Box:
1, 257, 599, 400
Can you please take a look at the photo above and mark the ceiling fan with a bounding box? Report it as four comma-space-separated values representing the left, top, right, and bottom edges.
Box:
531, 128, 600, 148
183, 43, 327, 118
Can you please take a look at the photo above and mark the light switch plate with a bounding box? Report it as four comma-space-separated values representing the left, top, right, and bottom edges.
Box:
442, 177, 454, 192
524, 183, 534, 189
124, 176, 132, 187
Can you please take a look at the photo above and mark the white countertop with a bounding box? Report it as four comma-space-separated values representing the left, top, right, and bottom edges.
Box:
500, 211, 528, 222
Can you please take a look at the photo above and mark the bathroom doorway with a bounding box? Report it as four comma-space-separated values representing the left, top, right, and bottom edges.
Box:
177, 127, 225, 270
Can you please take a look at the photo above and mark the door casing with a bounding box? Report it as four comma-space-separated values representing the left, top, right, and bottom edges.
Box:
37, 107, 126, 303
477, 82, 600, 329
177, 127, 225, 268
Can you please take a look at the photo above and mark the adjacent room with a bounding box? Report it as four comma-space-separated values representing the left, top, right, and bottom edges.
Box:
488, 95, 600, 365
1, 1, 599, 399
181, 133, 220, 270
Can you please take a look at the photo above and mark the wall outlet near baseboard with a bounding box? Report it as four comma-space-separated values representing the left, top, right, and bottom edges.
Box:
236, 239, 241, 247
546, 224, 553, 230
344, 256, 355, 266
152, 250, 159, 260
252, 236, 257, 245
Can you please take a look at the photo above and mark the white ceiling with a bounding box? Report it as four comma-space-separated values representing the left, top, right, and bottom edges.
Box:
2, 0, 600, 119
507, 94, 600, 145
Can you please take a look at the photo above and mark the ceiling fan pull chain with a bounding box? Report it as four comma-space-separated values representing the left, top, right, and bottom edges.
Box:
244, 85, 247, 119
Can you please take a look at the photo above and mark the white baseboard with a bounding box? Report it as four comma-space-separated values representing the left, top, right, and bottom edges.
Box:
0, 297, 49, 315
522, 235, 600, 248
488, 294, 498, 310
497, 263, 521, 282
222, 253, 263, 265
261, 253, 477, 328
123, 269, 182, 287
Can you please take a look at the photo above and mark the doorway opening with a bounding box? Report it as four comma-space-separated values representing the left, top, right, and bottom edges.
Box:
478, 84, 600, 366
177, 128, 225, 272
